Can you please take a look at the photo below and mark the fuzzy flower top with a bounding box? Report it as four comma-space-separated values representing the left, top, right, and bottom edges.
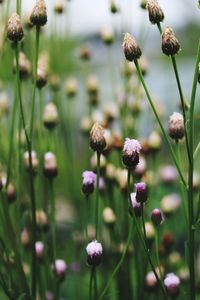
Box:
82, 171, 96, 185
164, 273, 180, 288
123, 138, 141, 156
86, 240, 103, 256
55, 259, 67, 275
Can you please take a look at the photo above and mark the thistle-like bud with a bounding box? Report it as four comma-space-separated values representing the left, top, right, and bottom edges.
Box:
54, 259, 67, 281
30, 0, 47, 27
54, 0, 65, 14
168, 112, 184, 141
90, 122, 106, 153
135, 182, 148, 203
151, 208, 164, 226
86, 240, 103, 266
122, 33, 142, 61
43, 152, 58, 179
82, 171, 96, 196
7, 13, 24, 42
122, 138, 141, 169
164, 273, 180, 297
43, 102, 59, 130
162, 27, 180, 56
146, 0, 164, 24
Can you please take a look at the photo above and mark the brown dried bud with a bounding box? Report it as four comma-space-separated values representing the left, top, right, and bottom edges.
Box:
147, 0, 164, 24
122, 33, 142, 61
30, 0, 47, 27
90, 122, 106, 153
54, 0, 65, 14
162, 27, 180, 56
7, 13, 24, 42
169, 112, 184, 141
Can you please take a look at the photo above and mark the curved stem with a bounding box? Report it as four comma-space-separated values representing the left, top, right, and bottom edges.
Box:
134, 59, 186, 187
95, 152, 101, 240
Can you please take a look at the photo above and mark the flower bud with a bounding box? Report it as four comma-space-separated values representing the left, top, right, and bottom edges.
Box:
7, 13, 24, 42
36, 210, 49, 230
130, 192, 142, 217
86, 240, 103, 266
36, 66, 47, 89
79, 44, 91, 61
146, 0, 164, 24
140, 0, 147, 9
169, 112, 184, 141
164, 273, 180, 297
161, 193, 181, 215
101, 27, 115, 45
43, 102, 59, 130
7, 183, 16, 204
82, 171, 96, 196
145, 222, 155, 240
35, 241, 44, 258
160, 165, 178, 184
86, 75, 99, 98
102, 207, 116, 226
43, 152, 58, 179
23, 151, 39, 173
21, 228, 30, 247
122, 138, 141, 169
151, 208, 164, 226
13, 52, 31, 80
54, 259, 67, 280
162, 27, 180, 56
90, 122, 106, 153
54, 0, 65, 14
135, 182, 148, 202
145, 271, 158, 289
30, 0, 47, 27
122, 33, 142, 61
64, 77, 78, 98
110, 0, 119, 14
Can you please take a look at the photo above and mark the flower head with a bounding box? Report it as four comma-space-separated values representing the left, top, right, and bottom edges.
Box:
162, 27, 180, 56
122, 33, 142, 61
90, 122, 106, 153
30, 0, 47, 27
169, 112, 184, 141
54, 259, 67, 280
86, 240, 103, 266
146, 0, 164, 24
164, 273, 180, 296
135, 182, 148, 202
82, 171, 96, 196
122, 138, 141, 168
7, 13, 24, 42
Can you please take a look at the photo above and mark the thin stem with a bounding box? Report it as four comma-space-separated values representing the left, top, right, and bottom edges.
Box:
134, 59, 186, 188
127, 170, 169, 300
89, 267, 95, 300
99, 219, 134, 300
194, 141, 200, 159
49, 179, 56, 262
155, 230, 161, 276
187, 38, 200, 300
94, 268, 98, 300
95, 152, 101, 240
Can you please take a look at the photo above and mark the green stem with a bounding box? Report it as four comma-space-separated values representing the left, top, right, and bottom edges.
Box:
127, 170, 169, 300
194, 141, 200, 159
99, 219, 134, 300
95, 152, 101, 240
134, 59, 186, 188
155, 229, 161, 276
89, 267, 95, 300
187, 38, 200, 300
94, 267, 98, 300
49, 179, 56, 262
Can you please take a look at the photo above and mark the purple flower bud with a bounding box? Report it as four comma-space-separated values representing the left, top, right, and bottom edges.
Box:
122, 138, 141, 169
164, 273, 180, 297
130, 192, 142, 217
135, 182, 148, 203
151, 209, 164, 226
86, 240, 103, 267
35, 241, 44, 258
82, 171, 96, 196
54, 259, 67, 280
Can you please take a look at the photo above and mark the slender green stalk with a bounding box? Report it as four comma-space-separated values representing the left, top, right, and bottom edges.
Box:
155, 230, 162, 276
49, 179, 56, 262
95, 152, 101, 240
94, 267, 98, 300
99, 219, 134, 300
194, 141, 200, 159
89, 267, 95, 300
134, 59, 186, 187
127, 170, 169, 300
187, 38, 200, 300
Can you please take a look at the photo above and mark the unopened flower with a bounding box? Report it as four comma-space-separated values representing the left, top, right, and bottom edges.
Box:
86, 75, 99, 96
86, 240, 103, 266
7, 13, 24, 42
101, 27, 114, 45
23, 151, 39, 173
169, 112, 184, 141
13, 52, 31, 80
35, 241, 44, 258
135, 182, 148, 202
140, 0, 147, 9
122, 33, 142, 61
64, 77, 78, 98
122, 138, 141, 168
21, 228, 30, 246
145, 222, 155, 240
36, 66, 47, 89
130, 192, 142, 217
161, 193, 181, 214
44, 152, 58, 179
148, 131, 162, 151
90, 122, 106, 153
79, 44, 91, 61
54, 0, 65, 14
36, 210, 49, 230
102, 207, 116, 226
162, 27, 180, 56
7, 183, 16, 204
30, 0, 47, 27
82, 171, 96, 196
160, 165, 178, 184
110, 0, 119, 13
145, 271, 158, 289
54, 259, 67, 280
151, 208, 164, 226
164, 273, 180, 297
146, 0, 164, 24
43, 102, 59, 130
